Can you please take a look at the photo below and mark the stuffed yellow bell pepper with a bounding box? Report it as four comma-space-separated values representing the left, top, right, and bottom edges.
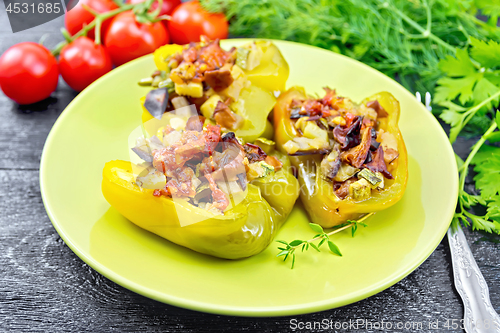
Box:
274, 87, 408, 228
102, 113, 299, 259
140, 39, 289, 143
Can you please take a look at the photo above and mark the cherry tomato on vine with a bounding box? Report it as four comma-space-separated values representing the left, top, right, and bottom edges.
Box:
104, 11, 170, 66
168, 1, 228, 45
0, 42, 58, 105
127, 0, 180, 16
59, 37, 113, 92
65, 0, 119, 39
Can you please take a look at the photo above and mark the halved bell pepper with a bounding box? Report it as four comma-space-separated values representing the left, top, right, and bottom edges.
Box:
274, 87, 408, 228
101, 149, 299, 259
237, 41, 289, 93
141, 86, 276, 143
142, 41, 289, 142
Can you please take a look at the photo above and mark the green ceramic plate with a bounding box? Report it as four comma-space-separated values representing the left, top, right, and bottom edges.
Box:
40, 39, 458, 316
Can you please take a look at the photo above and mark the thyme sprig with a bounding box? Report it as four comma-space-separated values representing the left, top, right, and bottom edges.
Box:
276, 213, 373, 268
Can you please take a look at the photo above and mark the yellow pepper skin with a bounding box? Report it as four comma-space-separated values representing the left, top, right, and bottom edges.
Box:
241, 41, 289, 93
274, 87, 408, 228
143, 41, 289, 142
101, 151, 299, 259
153, 44, 183, 71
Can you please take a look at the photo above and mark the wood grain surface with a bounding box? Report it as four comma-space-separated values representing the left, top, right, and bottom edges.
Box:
0, 13, 499, 333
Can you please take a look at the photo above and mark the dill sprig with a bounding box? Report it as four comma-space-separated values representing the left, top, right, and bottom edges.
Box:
201, 0, 500, 96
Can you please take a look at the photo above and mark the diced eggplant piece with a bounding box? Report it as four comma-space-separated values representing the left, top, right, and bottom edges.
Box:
289, 107, 303, 119
370, 139, 380, 151
131, 146, 153, 163
149, 136, 164, 150
321, 148, 341, 179
144, 88, 169, 120
236, 172, 247, 191
194, 183, 211, 202
288, 149, 331, 156
131, 136, 163, 163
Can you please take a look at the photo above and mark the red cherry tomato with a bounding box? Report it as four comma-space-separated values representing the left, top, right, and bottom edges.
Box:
0, 42, 58, 105
127, 0, 180, 30
59, 37, 113, 92
127, 0, 180, 16
168, 1, 228, 45
104, 11, 170, 66
65, 0, 118, 39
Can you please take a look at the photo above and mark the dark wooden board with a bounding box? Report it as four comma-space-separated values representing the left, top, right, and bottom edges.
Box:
0, 14, 499, 333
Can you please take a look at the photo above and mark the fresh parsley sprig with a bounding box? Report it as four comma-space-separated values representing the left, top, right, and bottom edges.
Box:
434, 37, 500, 234
276, 213, 372, 269
453, 115, 500, 234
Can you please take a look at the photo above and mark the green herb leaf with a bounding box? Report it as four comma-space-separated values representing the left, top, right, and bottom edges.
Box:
473, 147, 500, 198
471, 78, 500, 111
277, 250, 288, 257
470, 214, 497, 233
289, 240, 304, 247
459, 190, 487, 209
309, 242, 320, 252
309, 223, 324, 234
327, 240, 342, 256
470, 37, 500, 68
487, 196, 500, 223
476, 0, 500, 18
435, 74, 481, 105
438, 48, 476, 77
485, 131, 500, 143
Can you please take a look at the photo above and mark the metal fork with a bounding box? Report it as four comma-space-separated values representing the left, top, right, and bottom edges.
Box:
416, 92, 500, 333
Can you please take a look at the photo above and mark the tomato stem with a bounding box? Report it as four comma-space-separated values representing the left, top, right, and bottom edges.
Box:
38, 33, 49, 46
94, 17, 103, 45
149, 0, 162, 20
60, 28, 73, 43
82, 3, 100, 17
51, 3, 135, 56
